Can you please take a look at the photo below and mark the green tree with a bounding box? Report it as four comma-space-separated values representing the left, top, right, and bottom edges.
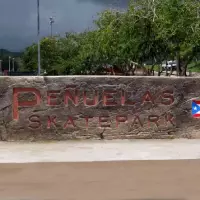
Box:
56, 32, 84, 74
92, 0, 169, 74
22, 0, 200, 76
22, 37, 63, 75
22, 44, 37, 71
155, 0, 200, 75
118, 0, 170, 73
94, 9, 127, 71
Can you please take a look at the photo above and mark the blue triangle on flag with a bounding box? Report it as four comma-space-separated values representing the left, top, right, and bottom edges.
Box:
192, 101, 200, 115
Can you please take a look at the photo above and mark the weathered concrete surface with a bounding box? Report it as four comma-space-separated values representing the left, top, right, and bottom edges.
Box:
0, 139, 199, 163
0, 76, 199, 141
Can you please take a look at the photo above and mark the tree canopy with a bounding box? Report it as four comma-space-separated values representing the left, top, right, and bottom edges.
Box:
21, 0, 200, 76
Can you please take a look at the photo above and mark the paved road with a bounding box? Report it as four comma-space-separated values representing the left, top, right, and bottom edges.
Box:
0, 139, 200, 163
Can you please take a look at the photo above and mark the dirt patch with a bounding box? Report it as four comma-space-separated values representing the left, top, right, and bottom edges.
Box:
0, 160, 199, 200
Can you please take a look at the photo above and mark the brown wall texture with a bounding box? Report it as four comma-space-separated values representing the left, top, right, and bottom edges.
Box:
0, 76, 199, 141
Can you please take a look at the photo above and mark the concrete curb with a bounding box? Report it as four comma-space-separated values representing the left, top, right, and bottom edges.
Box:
0, 139, 200, 163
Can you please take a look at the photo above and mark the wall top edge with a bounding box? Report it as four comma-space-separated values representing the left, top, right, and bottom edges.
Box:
0, 75, 198, 79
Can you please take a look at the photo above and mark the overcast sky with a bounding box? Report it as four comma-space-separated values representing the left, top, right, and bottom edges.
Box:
0, 0, 128, 51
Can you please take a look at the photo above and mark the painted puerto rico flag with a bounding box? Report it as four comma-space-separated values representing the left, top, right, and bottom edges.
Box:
192, 100, 200, 118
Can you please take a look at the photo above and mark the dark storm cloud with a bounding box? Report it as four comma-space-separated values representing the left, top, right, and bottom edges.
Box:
0, 0, 127, 51
77, 0, 129, 7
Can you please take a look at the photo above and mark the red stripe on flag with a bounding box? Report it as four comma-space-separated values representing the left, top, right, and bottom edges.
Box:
193, 113, 200, 118
193, 100, 200, 105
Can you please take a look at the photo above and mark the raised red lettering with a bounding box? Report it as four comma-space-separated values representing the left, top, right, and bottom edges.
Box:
161, 90, 174, 105
148, 115, 159, 127
103, 90, 117, 106
165, 112, 175, 126
123, 91, 135, 105
121, 90, 125, 106
116, 115, 127, 127
63, 116, 75, 129
131, 115, 143, 127
47, 115, 57, 129
99, 116, 111, 128
83, 90, 98, 106
28, 115, 41, 129
47, 90, 60, 106
13, 88, 41, 120
64, 88, 79, 106
84, 116, 93, 128
142, 91, 154, 105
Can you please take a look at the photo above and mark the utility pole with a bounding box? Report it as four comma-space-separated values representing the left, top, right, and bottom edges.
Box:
12, 58, 15, 72
8, 56, 11, 74
49, 16, 55, 37
37, 0, 41, 76
0, 60, 2, 76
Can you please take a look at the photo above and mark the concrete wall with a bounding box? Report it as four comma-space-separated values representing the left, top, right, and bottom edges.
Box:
0, 76, 199, 141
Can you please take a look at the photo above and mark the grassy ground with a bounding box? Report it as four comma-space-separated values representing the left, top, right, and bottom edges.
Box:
188, 61, 200, 72
145, 65, 161, 72
146, 62, 200, 73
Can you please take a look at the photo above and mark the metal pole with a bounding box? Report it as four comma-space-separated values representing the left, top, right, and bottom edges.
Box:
12, 58, 15, 72
0, 60, 2, 76
37, 0, 41, 76
51, 23, 52, 37
49, 16, 54, 37
8, 56, 11, 73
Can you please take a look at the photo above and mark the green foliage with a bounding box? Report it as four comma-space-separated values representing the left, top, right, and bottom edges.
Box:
188, 61, 200, 72
22, 37, 63, 75
155, 0, 200, 74
21, 0, 200, 75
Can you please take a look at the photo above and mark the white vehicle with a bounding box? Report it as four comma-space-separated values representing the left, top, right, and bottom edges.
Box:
162, 60, 176, 71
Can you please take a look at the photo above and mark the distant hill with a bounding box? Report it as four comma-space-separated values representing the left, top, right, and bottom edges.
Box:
0, 49, 22, 58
